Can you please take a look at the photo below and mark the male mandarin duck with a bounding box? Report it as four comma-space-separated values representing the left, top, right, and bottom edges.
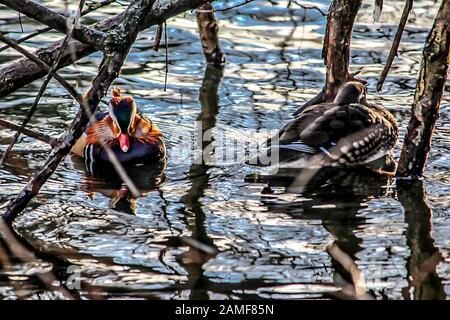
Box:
267, 81, 398, 167
72, 87, 166, 167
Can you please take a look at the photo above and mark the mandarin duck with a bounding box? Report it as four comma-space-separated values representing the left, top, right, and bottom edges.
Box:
72, 87, 166, 167
265, 81, 398, 168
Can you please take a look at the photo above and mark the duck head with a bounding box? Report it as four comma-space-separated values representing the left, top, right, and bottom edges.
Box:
109, 87, 137, 153
333, 81, 367, 106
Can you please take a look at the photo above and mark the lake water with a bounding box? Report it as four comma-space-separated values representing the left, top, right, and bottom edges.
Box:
0, 0, 449, 299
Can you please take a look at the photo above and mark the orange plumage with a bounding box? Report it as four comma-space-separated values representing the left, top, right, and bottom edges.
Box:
72, 87, 166, 165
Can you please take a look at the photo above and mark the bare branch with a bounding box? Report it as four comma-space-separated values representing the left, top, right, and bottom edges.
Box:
0, 34, 83, 105
373, 0, 383, 22
0, 0, 217, 98
153, 23, 163, 51
377, 0, 413, 92
293, 0, 363, 116
0, 0, 105, 51
0, 0, 116, 53
0, 119, 56, 146
2, 0, 158, 222
0, 0, 86, 166
196, 3, 225, 66
396, 0, 450, 179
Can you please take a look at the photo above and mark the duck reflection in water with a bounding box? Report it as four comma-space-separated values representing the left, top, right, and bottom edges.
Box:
72, 156, 166, 214
248, 165, 393, 299
248, 165, 445, 299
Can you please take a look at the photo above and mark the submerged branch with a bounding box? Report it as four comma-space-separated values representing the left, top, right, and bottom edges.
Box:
196, 3, 225, 66
396, 0, 450, 179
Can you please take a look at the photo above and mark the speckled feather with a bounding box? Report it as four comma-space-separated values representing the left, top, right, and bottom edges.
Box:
275, 102, 398, 165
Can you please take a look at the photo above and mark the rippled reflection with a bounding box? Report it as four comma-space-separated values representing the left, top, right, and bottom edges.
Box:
0, 0, 449, 299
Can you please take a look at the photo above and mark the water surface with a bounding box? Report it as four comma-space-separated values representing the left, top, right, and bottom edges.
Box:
0, 0, 449, 299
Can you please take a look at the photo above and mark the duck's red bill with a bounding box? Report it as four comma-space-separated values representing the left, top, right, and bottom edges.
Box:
119, 133, 130, 153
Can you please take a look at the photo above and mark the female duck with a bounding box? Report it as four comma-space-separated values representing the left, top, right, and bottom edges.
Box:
72, 87, 166, 166
268, 81, 398, 166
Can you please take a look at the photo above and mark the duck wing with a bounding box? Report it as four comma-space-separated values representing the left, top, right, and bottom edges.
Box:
274, 103, 394, 164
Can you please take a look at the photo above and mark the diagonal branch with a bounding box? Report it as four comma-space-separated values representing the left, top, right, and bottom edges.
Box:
0, 0, 86, 166
0, 0, 116, 53
377, 0, 413, 92
2, 0, 158, 222
0, 34, 83, 105
396, 0, 450, 179
0, 119, 56, 146
0, 0, 217, 98
0, 0, 106, 51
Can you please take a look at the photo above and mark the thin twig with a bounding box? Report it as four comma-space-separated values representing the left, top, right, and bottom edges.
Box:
0, 0, 217, 98
0, 0, 86, 166
0, 119, 56, 146
377, 0, 413, 92
2, 0, 158, 221
0, 0, 116, 53
164, 21, 168, 91
0, 34, 83, 105
292, 0, 327, 16
153, 23, 163, 51
18, 12, 24, 32
0, 0, 105, 51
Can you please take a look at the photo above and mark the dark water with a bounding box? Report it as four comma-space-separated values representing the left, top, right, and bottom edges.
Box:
0, 0, 449, 299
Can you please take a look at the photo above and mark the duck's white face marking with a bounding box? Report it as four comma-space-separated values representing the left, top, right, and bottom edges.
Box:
127, 100, 137, 135
109, 102, 121, 137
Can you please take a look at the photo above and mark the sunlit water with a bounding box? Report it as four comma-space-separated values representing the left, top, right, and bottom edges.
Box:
0, 0, 449, 299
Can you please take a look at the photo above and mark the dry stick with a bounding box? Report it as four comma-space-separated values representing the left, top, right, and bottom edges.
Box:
376, 0, 413, 92
0, 0, 116, 53
164, 21, 168, 92
0, 0, 86, 166
293, 0, 363, 116
196, 3, 225, 66
0, 0, 105, 52
396, 0, 450, 179
2, 0, 158, 222
153, 23, 163, 51
0, 119, 56, 146
0, 0, 217, 98
0, 34, 83, 105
